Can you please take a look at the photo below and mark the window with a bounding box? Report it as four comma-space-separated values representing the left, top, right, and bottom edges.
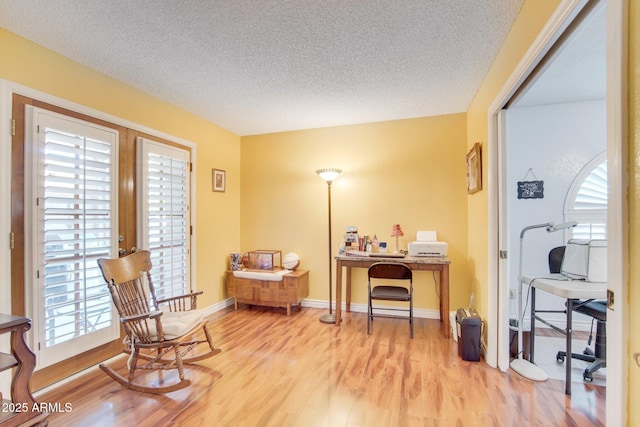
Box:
564, 151, 607, 239
27, 107, 119, 368
137, 138, 191, 300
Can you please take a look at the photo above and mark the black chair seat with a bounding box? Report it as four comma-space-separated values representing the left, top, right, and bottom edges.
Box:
371, 285, 410, 301
574, 300, 607, 321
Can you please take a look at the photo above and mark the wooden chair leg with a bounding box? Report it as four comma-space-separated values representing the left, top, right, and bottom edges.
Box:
128, 348, 140, 382
174, 345, 185, 381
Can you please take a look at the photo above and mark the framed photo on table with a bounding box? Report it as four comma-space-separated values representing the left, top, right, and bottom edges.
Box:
213, 169, 226, 192
466, 142, 482, 194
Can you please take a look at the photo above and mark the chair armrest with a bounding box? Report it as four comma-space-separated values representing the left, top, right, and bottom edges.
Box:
120, 311, 164, 343
120, 310, 162, 324
157, 291, 203, 311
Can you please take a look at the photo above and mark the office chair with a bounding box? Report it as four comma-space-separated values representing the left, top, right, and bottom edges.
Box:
549, 246, 607, 381
367, 262, 413, 338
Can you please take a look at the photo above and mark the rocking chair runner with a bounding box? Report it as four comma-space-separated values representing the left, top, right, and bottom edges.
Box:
97, 250, 221, 394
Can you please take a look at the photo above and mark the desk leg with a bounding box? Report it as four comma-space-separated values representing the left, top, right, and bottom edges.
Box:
441, 265, 450, 339
346, 266, 352, 312
530, 287, 536, 364
335, 260, 342, 326
565, 299, 573, 395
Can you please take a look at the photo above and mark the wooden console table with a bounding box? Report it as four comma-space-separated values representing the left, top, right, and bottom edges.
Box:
334, 255, 451, 338
0, 314, 48, 426
226, 270, 309, 316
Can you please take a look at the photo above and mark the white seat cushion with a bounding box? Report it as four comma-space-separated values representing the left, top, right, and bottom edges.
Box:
143, 310, 204, 341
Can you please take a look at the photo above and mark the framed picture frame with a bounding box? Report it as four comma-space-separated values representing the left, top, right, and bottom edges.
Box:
466, 142, 482, 194
212, 168, 226, 192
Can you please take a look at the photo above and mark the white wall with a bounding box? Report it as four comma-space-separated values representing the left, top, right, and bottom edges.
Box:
506, 99, 606, 329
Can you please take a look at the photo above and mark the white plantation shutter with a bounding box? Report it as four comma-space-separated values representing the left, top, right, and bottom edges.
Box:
565, 153, 607, 240
137, 138, 191, 299
573, 161, 608, 209
29, 107, 119, 368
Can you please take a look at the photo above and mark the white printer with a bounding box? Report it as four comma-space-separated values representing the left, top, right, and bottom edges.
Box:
408, 231, 448, 257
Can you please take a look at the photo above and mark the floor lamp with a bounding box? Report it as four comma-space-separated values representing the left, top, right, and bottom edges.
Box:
511, 220, 577, 381
316, 168, 341, 324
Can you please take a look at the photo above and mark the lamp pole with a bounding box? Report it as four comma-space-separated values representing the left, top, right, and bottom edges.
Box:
316, 168, 341, 324
510, 221, 576, 381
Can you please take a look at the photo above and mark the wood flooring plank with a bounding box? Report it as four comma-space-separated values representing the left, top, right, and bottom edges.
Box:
37, 306, 605, 426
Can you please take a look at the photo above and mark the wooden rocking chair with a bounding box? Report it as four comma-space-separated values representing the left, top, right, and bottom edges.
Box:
97, 250, 221, 394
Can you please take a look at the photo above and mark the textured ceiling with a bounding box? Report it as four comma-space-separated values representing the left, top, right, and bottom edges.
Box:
1, 0, 580, 136
512, 1, 605, 108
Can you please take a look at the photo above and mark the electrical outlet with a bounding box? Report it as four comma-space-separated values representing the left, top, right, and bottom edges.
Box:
509, 289, 516, 300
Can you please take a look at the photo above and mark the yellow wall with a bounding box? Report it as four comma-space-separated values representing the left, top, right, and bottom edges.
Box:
628, 0, 639, 423
465, 0, 561, 337
0, 28, 242, 307
240, 115, 469, 310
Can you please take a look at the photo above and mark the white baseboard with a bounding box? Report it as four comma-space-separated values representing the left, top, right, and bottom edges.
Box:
300, 298, 441, 319
202, 297, 235, 317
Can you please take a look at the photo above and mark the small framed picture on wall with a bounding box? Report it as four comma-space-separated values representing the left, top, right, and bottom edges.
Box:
466, 142, 482, 194
213, 169, 226, 192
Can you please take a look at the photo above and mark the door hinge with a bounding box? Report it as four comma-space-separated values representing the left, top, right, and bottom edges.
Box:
189, 162, 192, 172
499, 250, 508, 259
190, 225, 193, 235
9, 232, 14, 250
11, 119, 15, 136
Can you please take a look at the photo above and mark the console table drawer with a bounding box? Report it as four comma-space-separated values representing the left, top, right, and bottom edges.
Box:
226, 270, 309, 316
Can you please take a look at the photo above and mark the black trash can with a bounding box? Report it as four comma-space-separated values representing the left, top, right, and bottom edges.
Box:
456, 308, 481, 361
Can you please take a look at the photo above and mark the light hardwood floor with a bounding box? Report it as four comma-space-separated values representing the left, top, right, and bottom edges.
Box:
38, 306, 605, 426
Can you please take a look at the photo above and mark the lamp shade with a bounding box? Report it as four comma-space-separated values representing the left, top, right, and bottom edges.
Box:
391, 224, 404, 237
316, 168, 342, 182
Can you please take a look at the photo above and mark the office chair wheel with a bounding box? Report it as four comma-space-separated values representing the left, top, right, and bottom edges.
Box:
583, 370, 594, 382
556, 353, 565, 363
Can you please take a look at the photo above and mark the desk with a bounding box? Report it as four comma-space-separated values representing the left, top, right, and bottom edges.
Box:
334, 255, 451, 338
524, 275, 607, 395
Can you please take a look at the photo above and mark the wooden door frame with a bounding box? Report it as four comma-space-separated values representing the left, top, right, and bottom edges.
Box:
488, 1, 627, 426
0, 80, 196, 390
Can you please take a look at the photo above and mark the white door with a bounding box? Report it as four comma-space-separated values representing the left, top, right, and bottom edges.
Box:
26, 106, 119, 368
137, 137, 192, 299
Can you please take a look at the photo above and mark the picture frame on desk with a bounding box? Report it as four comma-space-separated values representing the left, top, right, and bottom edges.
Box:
466, 142, 482, 194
